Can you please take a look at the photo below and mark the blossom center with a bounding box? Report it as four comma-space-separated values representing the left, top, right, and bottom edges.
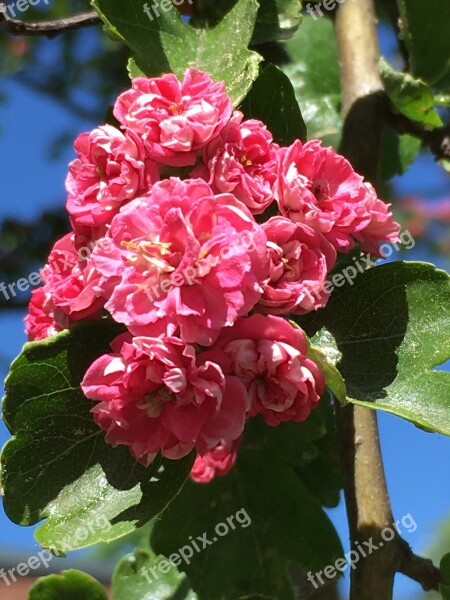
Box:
312, 178, 331, 203
240, 154, 253, 167
139, 387, 173, 418
169, 101, 185, 115
121, 239, 174, 273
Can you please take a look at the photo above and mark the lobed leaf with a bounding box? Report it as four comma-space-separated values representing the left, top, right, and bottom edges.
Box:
92, 0, 262, 105
28, 569, 108, 600
397, 0, 450, 91
152, 447, 343, 599
240, 63, 307, 144
282, 15, 342, 147
301, 262, 450, 436
380, 58, 442, 128
1, 321, 194, 553
112, 549, 198, 600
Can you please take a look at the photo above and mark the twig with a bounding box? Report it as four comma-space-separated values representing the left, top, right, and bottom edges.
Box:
0, 9, 101, 38
399, 540, 443, 592
387, 111, 450, 163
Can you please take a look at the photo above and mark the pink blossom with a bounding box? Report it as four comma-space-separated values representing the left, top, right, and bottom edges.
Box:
277, 140, 400, 255
352, 183, 402, 254
81, 334, 247, 466
190, 438, 240, 484
39, 233, 104, 326
114, 69, 232, 167
192, 111, 278, 214
66, 125, 159, 236
204, 315, 325, 426
25, 287, 63, 341
257, 216, 336, 315
91, 178, 269, 345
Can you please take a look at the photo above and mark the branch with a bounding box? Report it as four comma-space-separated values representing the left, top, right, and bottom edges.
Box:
334, 3, 445, 598
0, 9, 101, 38
334, 403, 398, 600
399, 541, 443, 592
387, 110, 450, 163
334, 0, 399, 598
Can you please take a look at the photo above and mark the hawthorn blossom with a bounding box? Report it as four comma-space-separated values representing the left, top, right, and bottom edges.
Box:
257, 216, 336, 315
190, 438, 240, 483
24, 234, 104, 341
81, 334, 247, 466
203, 314, 324, 426
66, 125, 159, 236
114, 69, 232, 166
277, 140, 400, 255
91, 178, 269, 345
25, 287, 64, 342
39, 233, 104, 324
192, 111, 279, 214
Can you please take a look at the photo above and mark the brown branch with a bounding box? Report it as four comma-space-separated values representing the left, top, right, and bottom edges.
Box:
333, 0, 400, 599
399, 540, 443, 592
387, 110, 450, 163
0, 9, 101, 38
334, 2, 445, 598
334, 403, 398, 600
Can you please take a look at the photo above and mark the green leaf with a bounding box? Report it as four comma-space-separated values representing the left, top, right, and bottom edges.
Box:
112, 549, 198, 600
28, 569, 108, 600
441, 583, 450, 600
380, 58, 442, 128
1, 321, 194, 553
301, 262, 450, 436
240, 63, 307, 144
282, 15, 342, 146
151, 448, 343, 599
249, 397, 342, 508
440, 158, 450, 174
381, 128, 422, 180
296, 395, 342, 508
397, 0, 450, 91
310, 328, 342, 367
309, 327, 347, 407
92, 0, 262, 106
189, 0, 301, 44
441, 553, 450, 583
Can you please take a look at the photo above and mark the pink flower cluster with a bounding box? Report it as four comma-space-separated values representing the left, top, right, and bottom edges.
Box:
26, 69, 400, 481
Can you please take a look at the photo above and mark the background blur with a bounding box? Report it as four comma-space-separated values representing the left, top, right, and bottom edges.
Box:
0, 1, 449, 598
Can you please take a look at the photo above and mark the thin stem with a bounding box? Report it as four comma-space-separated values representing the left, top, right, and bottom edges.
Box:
387, 111, 450, 162
0, 10, 101, 38
398, 540, 443, 592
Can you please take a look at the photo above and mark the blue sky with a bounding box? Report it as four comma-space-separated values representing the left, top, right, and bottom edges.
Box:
0, 59, 449, 599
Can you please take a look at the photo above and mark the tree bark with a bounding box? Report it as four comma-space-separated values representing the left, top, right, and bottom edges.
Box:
334, 1, 398, 598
